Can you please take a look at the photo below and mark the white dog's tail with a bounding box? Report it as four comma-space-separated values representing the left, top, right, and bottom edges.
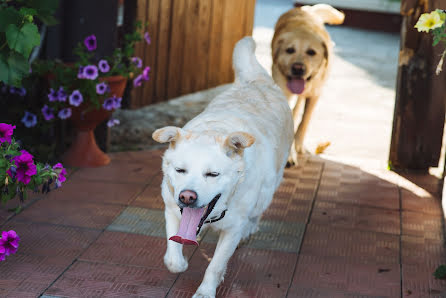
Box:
232, 37, 270, 84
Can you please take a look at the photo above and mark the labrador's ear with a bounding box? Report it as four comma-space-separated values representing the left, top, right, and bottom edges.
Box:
322, 41, 329, 60
224, 132, 255, 156
272, 38, 284, 63
152, 126, 182, 143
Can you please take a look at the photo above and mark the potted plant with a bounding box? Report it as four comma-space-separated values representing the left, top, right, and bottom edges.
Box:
33, 22, 151, 167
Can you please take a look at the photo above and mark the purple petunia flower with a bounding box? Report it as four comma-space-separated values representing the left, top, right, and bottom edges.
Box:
7, 150, 36, 185
98, 60, 110, 73
82, 65, 99, 80
144, 32, 151, 44
131, 57, 142, 68
84, 34, 97, 51
102, 97, 115, 111
0, 245, 5, 261
41, 105, 55, 121
48, 88, 58, 102
0, 230, 20, 256
0, 123, 15, 144
96, 82, 108, 95
53, 163, 67, 187
57, 86, 67, 102
113, 97, 122, 109
133, 74, 143, 87
69, 90, 83, 107
21, 111, 37, 128
107, 118, 120, 127
142, 66, 150, 81
10, 87, 26, 97
58, 108, 72, 120
77, 66, 85, 79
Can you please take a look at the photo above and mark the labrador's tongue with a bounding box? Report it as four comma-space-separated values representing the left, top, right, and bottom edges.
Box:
287, 79, 305, 94
169, 207, 205, 246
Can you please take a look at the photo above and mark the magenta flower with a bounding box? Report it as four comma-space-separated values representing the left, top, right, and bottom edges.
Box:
48, 88, 58, 102
58, 108, 72, 120
98, 60, 110, 73
69, 90, 83, 107
53, 163, 67, 187
142, 66, 150, 81
0, 246, 5, 261
133, 74, 143, 87
21, 111, 37, 128
41, 105, 55, 121
96, 82, 108, 95
107, 118, 120, 127
0, 123, 15, 144
84, 34, 97, 51
131, 57, 142, 68
144, 32, 151, 44
7, 150, 37, 185
0, 230, 20, 256
82, 65, 99, 80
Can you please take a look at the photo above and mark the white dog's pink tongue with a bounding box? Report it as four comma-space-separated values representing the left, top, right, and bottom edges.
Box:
287, 79, 305, 94
169, 207, 205, 246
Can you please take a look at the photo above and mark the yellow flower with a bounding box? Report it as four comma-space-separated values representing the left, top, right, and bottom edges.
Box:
415, 11, 444, 32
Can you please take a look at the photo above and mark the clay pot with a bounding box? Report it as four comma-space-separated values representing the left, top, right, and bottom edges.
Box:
62, 75, 127, 168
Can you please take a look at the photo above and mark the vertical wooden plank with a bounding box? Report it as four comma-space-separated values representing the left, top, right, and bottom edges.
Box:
244, 0, 256, 35
166, 0, 187, 99
207, 0, 225, 88
154, 0, 172, 102
192, 0, 212, 91
141, 0, 160, 106
130, 0, 147, 108
180, 0, 199, 95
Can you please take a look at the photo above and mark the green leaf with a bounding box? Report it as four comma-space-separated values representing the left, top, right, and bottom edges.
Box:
19, 7, 37, 17
0, 7, 21, 32
0, 51, 30, 86
0, 52, 9, 84
6, 23, 40, 58
434, 265, 446, 279
25, 0, 59, 25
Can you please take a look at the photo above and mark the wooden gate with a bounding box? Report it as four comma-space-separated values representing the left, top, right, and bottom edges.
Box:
130, 0, 256, 108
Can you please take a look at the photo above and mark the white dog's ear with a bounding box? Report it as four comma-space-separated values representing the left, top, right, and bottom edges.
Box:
224, 132, 255, 156
152, 126, 182, 143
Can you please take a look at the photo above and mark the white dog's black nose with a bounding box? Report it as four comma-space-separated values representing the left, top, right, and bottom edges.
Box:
179, 190, 197, 205
291, 63, 306, 77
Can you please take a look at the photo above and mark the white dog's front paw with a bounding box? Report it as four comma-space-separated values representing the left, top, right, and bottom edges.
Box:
192, 285, 216, 298
164, 252, 188, 273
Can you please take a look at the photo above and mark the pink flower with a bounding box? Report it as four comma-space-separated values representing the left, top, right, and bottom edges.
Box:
0, 230, 20, 256
7, 150, 37, 185
0, 123, 15, 144
0, 246, 5, 261
142, 66, 150, 81
53, 163, 67, 186
144, 32, 151, 44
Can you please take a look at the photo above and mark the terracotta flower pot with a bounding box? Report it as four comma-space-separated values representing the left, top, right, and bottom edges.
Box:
62, 75, 127, 168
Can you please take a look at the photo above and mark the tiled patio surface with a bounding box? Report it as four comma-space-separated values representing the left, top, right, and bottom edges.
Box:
0, 149, 445, 297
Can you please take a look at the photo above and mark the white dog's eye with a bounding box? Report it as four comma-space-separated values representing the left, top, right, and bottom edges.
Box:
285, 47, 295, 54
175, 168, 186, 174
205, 172, 219, 178
306, 49, 316, 56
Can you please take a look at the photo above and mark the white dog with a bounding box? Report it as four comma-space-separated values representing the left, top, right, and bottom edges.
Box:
152, 37, 293, 297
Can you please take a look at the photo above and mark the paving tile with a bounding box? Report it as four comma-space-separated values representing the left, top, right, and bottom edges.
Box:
402, 210, 444, 240
402, 263, 446, 297
15, 197, 124, 229
202, 219, 305, 253
70, 159, 160, 184
289, 255, 401, 297
44, 178, 147, 206
288, 286, 385, 297
107, 206, 166, 238
44, 261, 177, 297
169, 243, 296, 298
109, 149, 164, 164
402, 234, 446, 267
401, 188, 442, 215
310, 201, 400, 235
300, 224, 400, 264
131, 173, 166, 210
80, 231, 195, 268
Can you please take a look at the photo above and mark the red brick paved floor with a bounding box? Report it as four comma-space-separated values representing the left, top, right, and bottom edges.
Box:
0, 149, 445, 297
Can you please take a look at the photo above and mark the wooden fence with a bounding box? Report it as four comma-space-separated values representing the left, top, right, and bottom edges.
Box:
130, 0, 256, 108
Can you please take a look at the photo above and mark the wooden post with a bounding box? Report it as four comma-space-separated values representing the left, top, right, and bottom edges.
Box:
389, 0, 446, 170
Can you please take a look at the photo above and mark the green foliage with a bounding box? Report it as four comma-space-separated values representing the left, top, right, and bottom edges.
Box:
0, 0, 59, 86
434, 265, 446, 279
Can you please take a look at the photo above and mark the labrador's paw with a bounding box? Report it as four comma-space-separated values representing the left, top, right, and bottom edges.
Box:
164, 251, 188, 273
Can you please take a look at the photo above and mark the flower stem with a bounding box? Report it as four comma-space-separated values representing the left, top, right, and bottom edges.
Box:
435, 49, 446, 75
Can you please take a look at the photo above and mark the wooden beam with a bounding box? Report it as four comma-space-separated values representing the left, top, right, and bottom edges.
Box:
389, 0, 446, 170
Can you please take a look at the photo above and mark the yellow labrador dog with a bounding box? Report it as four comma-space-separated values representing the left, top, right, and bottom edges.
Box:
272, 4, 344, 164
152, 37, 293, 297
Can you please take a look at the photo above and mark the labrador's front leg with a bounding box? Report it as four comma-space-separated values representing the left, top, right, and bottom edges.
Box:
164, 207, 188, 273
193, 228, 243, 298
